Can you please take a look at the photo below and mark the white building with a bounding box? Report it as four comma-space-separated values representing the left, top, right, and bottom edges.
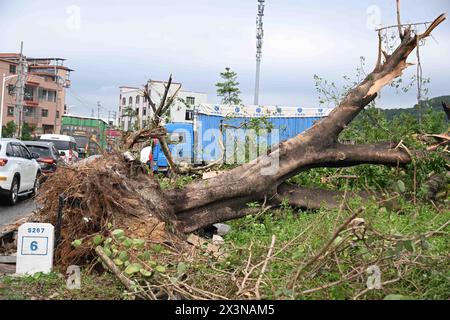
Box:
118, 80, 207, 131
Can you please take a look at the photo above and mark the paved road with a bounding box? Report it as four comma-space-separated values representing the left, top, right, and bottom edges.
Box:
0, 197, 39, 228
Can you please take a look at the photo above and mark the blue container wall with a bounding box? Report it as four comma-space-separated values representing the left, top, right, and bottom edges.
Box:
152, 123, 194, 170
197, 114, 322, 163
152, 115, 322, 169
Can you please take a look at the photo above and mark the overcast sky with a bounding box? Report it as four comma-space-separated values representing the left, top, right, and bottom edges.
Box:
0, 0, 449, 118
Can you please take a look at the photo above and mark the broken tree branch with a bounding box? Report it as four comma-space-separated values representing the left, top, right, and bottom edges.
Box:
396, 0, 403, 40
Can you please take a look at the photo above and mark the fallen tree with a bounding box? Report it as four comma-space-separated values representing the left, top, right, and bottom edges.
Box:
35, 12, 446, 267
168, 14, 446, 232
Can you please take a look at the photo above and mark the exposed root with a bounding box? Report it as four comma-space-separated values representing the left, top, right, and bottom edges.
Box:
34, 153, 179, 267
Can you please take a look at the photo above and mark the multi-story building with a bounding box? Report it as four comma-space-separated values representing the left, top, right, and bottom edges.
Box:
118, 80, 207, 131
0, 53, 72, 136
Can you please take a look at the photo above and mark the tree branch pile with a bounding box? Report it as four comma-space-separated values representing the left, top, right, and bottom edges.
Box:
34, 153, 179, 267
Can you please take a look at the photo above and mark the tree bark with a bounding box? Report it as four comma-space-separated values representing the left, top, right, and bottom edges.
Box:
164, 14, 447, 233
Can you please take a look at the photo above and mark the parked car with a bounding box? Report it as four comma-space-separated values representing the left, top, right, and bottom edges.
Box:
23, 141, 61, 173
39, 134, 79, 164
0, 139, 41, 205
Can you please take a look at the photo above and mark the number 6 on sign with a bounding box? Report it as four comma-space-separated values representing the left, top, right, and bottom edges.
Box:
30, 241, 38, 251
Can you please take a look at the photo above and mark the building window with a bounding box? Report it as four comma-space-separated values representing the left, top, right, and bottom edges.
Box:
9, 65, 16, 74
39, 88, 47, 100
7, 106, 14, 116
122, 97, 126, 106
42, 109, 49, 117
135, 108, 139, 116
136, 95, 140, 104
7, 84, 15, 95
47, 90, 56, 102
142, 120, 147, 127
185, 110, 194, 121
186, 96, 195, 105
24, 86, 34, 101
129, 96, 133, 105
56, 111, 60, 119
143, 107, 147, 116
24, 106, 34, 117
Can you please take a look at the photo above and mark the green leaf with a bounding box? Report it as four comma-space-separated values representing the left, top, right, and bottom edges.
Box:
132, 239, 145, 248
103, 247, 112, 258
396, 180, 406, 193
402, 240, 414, 252
122, 238, 133, 248
113, 258, 123, 266
177, 262, 187, 275
111, 229, 125, 238
93, 235, 104, 245
155, 265, 166, 273
139, 269, 152, 277
71, 239, 82, 248
118, 251, 129, 262
142, 251, 151, 260
152, 244, 164, 253
124, 263, 142, 275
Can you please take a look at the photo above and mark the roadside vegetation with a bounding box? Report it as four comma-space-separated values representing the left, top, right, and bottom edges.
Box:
1, 105, 447, 300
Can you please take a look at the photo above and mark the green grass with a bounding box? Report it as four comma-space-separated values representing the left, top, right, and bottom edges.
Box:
202, 197, 450, 300
0, 270, 124, 300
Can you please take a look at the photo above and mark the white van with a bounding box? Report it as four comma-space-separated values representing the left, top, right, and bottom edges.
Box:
40, 134, 79, 164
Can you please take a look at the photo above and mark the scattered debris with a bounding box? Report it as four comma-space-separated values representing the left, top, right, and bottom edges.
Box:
202, 171, 224, 180
213, 223, 231, 236
212, 235, 225, 246
186, 234, 225, 258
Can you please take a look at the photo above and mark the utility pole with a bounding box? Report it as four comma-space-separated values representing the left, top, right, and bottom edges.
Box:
254, 0, 265, 106
97, 101, 101, 119
15, 41, 27, 138
108, 111, 117, 126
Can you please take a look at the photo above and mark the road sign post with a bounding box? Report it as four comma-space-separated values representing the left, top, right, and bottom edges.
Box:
16, 223, 54, 275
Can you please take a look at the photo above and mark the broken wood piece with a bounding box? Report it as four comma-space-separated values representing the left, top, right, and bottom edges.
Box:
202, 171, 224, 180
212, 235, 224, 246
186, 234, 226, 258
0, 256, 16, 264
0, 263, 15, 275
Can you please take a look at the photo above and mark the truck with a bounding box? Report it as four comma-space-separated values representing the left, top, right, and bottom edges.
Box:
147, 104, 331, 172
60, 115, 108, 157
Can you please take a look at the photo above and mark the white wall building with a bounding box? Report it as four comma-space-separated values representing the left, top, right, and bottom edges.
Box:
118, 80, 207, 131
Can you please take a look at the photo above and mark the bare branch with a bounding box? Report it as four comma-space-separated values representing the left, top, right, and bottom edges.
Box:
418, 13, 447, 40
155, 74, 173, 117
396, 0, 403, 40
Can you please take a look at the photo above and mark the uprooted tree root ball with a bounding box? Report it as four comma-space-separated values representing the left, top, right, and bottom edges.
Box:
34, 153, 181, 268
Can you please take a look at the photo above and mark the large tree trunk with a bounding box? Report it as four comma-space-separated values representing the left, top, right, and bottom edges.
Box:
163, 14, 446, 233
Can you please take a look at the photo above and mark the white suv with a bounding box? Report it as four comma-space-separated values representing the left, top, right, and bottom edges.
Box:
0, 139, 41, 205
